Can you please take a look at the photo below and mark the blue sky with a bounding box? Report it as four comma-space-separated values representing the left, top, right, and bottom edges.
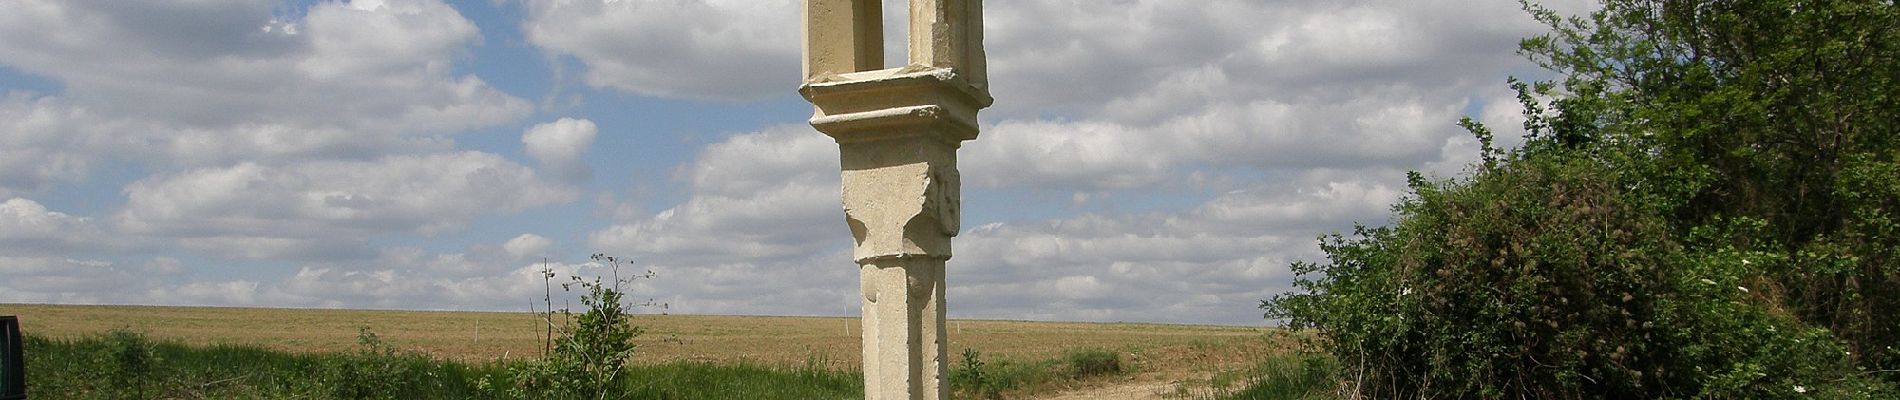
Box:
0, 0, 1590, 325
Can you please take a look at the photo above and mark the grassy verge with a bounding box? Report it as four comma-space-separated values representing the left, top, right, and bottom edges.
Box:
22, 329, 1148, 399
23, 331, 860, 399
949, 347, 1127, 399
1172, 352, 1337, 400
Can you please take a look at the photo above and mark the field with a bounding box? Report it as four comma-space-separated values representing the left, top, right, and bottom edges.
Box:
2, 303, 1293, 398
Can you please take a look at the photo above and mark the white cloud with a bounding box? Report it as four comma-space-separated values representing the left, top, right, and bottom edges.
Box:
947, 173, 1404, 324
0, 256, 184, 304
963, 93, 1468, 191
2, 235, 606, 312
504, 233, 555, 261
523, 117, 599, 181
117, 152, 577, 260
983, 0, 1554, 119
228, 256, 652, 312
0, 197, 127, 256
592, 126, 843, 262
1, 197, 92, 242
146, 281, 262, 307
0, 0, 530, 172
582, 126, 860, 316
952, 0, 1572, 193
683, 125, 837, 196
522, 0, 800, 101
0, 95, 114, 196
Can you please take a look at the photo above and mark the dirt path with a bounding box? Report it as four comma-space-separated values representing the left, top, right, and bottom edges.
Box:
1038, 379, 1179, 400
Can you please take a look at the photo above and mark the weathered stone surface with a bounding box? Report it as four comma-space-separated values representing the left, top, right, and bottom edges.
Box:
802, 0, 882, 80
859, 256, 947, 400
908, 0, 986, 92
801, 1, 988, 399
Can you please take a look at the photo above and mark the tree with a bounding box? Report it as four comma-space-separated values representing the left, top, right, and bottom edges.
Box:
1265, 0, 1900, 397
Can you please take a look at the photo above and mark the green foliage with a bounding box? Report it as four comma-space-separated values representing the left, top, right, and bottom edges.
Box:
1268, 130, 1891, 398
953, 348, 997, 399
1061, 349, 1121, 378
494, 253, 652, 400
1218, 352, 1338, 400
1264, 0, 1900, 397
323, 327, 443, 400
102, 328, 157, 399
949, 347, 1128, 398
1514, 0, 1900, 375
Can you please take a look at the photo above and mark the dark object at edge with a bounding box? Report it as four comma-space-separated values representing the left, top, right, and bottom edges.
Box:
1, 315, 23, 400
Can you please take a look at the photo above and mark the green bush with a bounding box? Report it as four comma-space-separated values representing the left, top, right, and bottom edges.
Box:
101, 328, 159, 399
491, 253, 651, 400
1062, 349, 1120, 378
324, 327, 439, 400
949, 347, 1128, 398
1269, 149, 1887, 398
953, 348, 997, 399
1263, 0, 1900, 397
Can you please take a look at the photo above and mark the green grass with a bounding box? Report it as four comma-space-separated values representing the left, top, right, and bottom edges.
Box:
948, 347, 1130, 399
1210, 353, 1339, 400
23, 332, 861, 399
23, 330, 1139, 399
1061, 349, 1121, 378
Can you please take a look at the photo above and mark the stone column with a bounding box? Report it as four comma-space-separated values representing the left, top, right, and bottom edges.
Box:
800, 1, 990, 399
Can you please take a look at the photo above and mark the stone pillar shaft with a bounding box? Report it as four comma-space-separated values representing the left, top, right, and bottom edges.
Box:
801, 2, 989, 399
860, 257, 946, 400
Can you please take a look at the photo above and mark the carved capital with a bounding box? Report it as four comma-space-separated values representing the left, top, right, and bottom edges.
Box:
839, 137, 960, 262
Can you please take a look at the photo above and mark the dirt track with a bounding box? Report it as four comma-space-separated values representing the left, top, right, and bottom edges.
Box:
1041, 379, 1178, 400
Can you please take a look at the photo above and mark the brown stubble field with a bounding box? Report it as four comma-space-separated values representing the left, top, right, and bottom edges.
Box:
1, 303, 1289, 390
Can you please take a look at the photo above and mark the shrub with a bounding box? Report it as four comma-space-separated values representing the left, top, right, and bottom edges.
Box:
1270, 149, 1889, 398
953, 348, 996, 399
324, 327, 435, 400
1062, 349, 1120, 378
494, 253, 652, 400
101, 328, 159, 399
1264, 0, 1900, 397
949, 347, 1122, 398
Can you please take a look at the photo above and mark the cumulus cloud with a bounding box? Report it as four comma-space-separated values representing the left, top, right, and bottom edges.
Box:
0, 96, 100, 197
523, 118, 599, 181
943, 170, 1405, 324
522, 0, 800, 101
117, 152, 577, 260
582, 125, 862, 316
592, 125, 843, 262
158, 255, 655, 312
0, 0, 530, 174
983, 0, 1553, 118
0, 256, 185, 304
0, 198, 111, 254
503, 233, 555, 261
2, 235, 608, 312
557, 0, 1578, 323
955, 0, 1573, 192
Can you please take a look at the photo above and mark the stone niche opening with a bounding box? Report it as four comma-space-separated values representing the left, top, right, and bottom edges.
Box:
801, 0, 988, 94
880, 0, 908, 68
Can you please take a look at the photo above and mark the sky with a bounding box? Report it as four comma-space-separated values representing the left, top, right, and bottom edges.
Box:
0, 0, 1596, 326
